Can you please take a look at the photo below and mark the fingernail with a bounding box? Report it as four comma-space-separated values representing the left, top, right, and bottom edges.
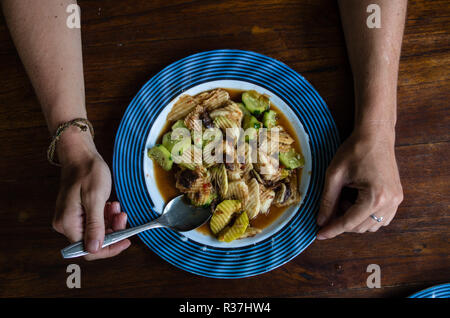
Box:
317, 234, 326, 240
112, 202, 121, 214
87, 240, 100, 252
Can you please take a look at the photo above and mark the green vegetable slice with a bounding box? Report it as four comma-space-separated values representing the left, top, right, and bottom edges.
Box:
262, 110, 278, 128
148, 144, 173, 171
243, 115, 261, 142
243, 115, 262, 130
279, 149, 305, 170
209, 200, 241, 235
242, 90, 270, 116
218, 211, 249, 242
162, 132, 178, 152
188, 191, 217, 207
171, 119, 186, 130
237, 102, 251, 117
162, 131, 190, 156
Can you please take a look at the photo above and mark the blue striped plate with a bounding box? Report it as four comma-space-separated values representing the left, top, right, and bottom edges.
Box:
409, 283, 450, 298
113, 49, 339, 278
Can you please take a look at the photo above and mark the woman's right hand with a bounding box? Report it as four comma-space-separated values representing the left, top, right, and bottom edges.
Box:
51, 127, 131, 260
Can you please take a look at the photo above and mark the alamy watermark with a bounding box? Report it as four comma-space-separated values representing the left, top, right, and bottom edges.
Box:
66, 4, 81, 29
66, 264, 81, 288
366, 264, 381, 288
367, 4, 381, 28
167, 122, 281, 174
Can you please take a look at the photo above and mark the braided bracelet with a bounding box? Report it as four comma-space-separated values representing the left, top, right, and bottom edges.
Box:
47, 118, 94, 166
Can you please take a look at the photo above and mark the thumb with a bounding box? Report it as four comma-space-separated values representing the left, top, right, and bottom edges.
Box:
317, 167, 345, 226
83, 191, 107, 253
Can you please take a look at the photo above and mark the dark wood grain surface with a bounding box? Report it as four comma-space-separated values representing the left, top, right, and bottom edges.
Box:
0, 0, 448, 298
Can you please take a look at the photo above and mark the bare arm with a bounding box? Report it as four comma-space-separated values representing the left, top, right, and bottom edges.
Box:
2, 0, 86, 132
2, 0, 130, 258
341, 0, 406, 131
317, 0, 407, 239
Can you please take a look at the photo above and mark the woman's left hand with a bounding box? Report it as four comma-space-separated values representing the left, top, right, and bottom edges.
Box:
316, 125, 403, 239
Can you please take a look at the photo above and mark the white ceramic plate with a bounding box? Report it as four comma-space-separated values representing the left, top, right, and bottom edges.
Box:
143, 80, 312, 248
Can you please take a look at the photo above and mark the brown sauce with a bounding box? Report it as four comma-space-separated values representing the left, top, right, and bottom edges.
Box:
153, 88, 303, 237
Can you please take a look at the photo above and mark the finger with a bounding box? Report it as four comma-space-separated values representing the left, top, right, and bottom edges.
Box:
383, 208, 397, 226
88, 212, 129, 260
383, 214, 395, 226
112, 212, 128, 232
368, 213, 386, 232
350, 217, 377, 233
104, 201, 121, 228
368, 222, 383, 232
111, 201, 121, 214
53, 185, 84, 243
83, 239, 131, 261
104, 202, 113, 229
317, 168, 346, 226
109, 201, 128, 231
82, 188, 108, 254
317, 202, 370, 240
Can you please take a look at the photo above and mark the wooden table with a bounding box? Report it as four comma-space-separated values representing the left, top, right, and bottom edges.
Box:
0, 0, 448, 298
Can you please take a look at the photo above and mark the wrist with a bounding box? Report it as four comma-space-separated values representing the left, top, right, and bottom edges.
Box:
353, 72, 398, 129
56, 125, 98, 166
353, 95, 397, 147
353, 122, 396, 148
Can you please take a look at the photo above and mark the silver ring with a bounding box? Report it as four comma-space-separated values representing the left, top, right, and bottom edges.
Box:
370, 214, 383, 223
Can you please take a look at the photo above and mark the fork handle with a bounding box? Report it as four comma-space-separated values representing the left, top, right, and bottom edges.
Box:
61, 220, 163, 259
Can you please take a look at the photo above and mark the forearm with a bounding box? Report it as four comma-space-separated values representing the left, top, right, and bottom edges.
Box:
338, 0, 407, 135
318, 1, 406, 238
2, 0, 97, 164
2, 0, 86, 134
2, 1, 129, 257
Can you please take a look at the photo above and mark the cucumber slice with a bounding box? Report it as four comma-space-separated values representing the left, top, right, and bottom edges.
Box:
162, 131, 190, 156
262, 110, 278, 128
237, 102, 251, 117
171, 119, 186, 130
218, 211, 249, 242
210, 200, 242, 235
175, 138, 191, 156
204, 192, 218, 207
242, 90, 270, 116
148, 144, 173, 171
279, 149, 305, 169
162, 132, 179, 152
243, 115, 261, 142
189, 191, 217, 208
243, 115, 262, 130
